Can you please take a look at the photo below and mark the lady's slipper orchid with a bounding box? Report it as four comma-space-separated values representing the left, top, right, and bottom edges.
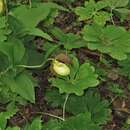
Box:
52, 59, 70, 76
0, 0, 4, 14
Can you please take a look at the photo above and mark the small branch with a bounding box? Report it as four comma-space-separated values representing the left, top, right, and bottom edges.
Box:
109, 96, 118, 105
4, 0, 8, 16
28, 0, 32, 8
31, 112, 64, 121
63, 94, 69, 121
17, 58, 54, 69
110, 8, 115, 25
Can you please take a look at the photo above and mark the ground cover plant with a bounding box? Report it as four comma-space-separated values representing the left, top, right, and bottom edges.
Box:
0, 0, 130, 130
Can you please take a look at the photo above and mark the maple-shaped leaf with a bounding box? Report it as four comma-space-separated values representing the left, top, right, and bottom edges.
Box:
49, 56, 99, 96
45, 89, 111, 125
61, 112, 101, 130
66, 90, 111, 125
50, 27, 87, 50
83, 24, 130, 60
75, 0, 110, 25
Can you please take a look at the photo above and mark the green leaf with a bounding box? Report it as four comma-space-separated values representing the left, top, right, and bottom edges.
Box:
51, 27, 87, 50
108, 84, 125, 97
83, 24, 130, 60
106, 0, 129, 8
75, 0, 108, 24
27, 28, 53, 41
6, 127, 20, 130
0, 16, 11, 42
42, 120, 62, 130
24, 117, 42, 130
50, 57, 99, 95
93, 11, 111, 26
62, 113, 101, 130
0, 106, 17, 130
0, 71, 36, 103
45, 89, 111, 125
45, 88, 66, 107
118, 55, 130, 79
75, 0, 95, 21
15, 73, 36, 103
13, 39, 25, 64
66, 91, 111, 125
11, 4, 50, 28
0, 39, 25, 65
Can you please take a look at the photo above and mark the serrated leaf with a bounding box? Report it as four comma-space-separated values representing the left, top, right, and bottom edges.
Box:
75, 0, 95, 21
51, 27, 87, 50
93, 11, 111, 26
45, 89, 111, 125
0, 106, 17, 130
45, 88, 66, 107
42, 120, 62, 130
75, 0, 108, 24
50, 57, 99, 95
66, 91, 111, 125
106, 0, 129, 8
83, 24, 130, 60
62, 113, 101, 130
24, 117, 42, 130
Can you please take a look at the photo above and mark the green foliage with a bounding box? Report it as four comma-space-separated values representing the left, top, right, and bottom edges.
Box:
51, 27, 87, 50
108, 84, 126, 97
0, 16, 11, 42
75, 0, 110, 25
42, 120, 62, 130
42, 113, 101, 130
119, 55, 130, 79
106, 0, 130, 20
83, 24, 130, 60
1, 0, 130, 129
62, 112, 101, 130
24, 117, 42, 130
45, 89, 111, 125
11, 2, 67, 41
0, 103, 18, 130
50, 56, 99, 95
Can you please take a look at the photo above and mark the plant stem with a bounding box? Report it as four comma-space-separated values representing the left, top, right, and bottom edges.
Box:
63, 94, 69, 121
28, 0, 32, 8
32, 112, 64, 121
17, 58, 54, 69
110, 8, 115, 25
4, 0, 8, 16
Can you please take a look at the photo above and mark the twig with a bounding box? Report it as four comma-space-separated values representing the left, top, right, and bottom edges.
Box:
4, 0, 8, 16
28, 0, 32, 8
31, 112, 64, 121
109, 96, 118, 105
63, 94, 69, 121
110, 8, 115, 25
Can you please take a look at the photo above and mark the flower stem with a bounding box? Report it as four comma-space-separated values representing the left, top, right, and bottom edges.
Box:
63, 94, 69, 121
31, 112, 64, 121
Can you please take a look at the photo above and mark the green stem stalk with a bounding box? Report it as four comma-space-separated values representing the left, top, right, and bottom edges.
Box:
63, 94, 69, 121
